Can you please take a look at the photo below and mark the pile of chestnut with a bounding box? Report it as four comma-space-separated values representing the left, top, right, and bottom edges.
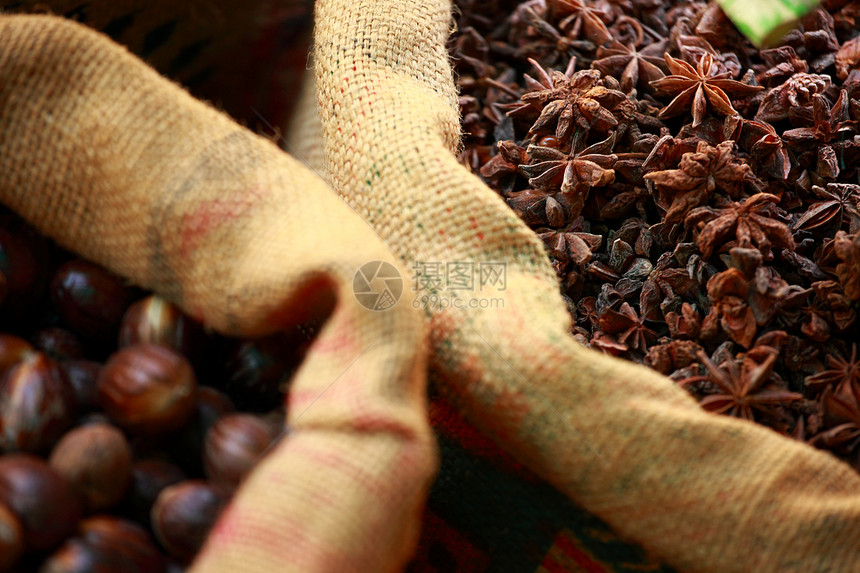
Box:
0, 209, 309, 572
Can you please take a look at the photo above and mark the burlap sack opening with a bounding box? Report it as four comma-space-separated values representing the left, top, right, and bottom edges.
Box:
0, 1, 857, 572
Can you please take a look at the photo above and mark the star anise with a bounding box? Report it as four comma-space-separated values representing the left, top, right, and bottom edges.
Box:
516, 63, 628, 142
480, 140, 530, 184
649, 53, 763, 127
833, 230, 860, 300
731, 119, 791, 181
597, 301, 656, 352
552, 0, 613, 46
685, 193, 795, 259
702, 268, 758, 348
591, 39, 668, 93
643, 140, 750, 223
644, 338, 703, 374
756, 46, 809, 87
813, 378, 860, 453
506, 188, 555, 227
793, 183, 860, 233
836, 36, 860, 81
805, 344, 860, 395
782, 8, 840, 72
756, 72, 831, 123
520, 132, 616, 217
539, 229, 604, 265
679, 347, 803, 423
783, 92, 852, 179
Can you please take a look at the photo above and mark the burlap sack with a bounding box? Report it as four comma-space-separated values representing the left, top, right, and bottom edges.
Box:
0, 1, 859, 572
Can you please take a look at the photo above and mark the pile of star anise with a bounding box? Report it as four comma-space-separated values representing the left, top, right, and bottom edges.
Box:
452, 0, 860, 470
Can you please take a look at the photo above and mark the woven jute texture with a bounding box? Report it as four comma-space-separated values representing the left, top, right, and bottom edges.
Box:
0, 10, 433, 573
0, 1, 858, 572
314, 1, 860, 572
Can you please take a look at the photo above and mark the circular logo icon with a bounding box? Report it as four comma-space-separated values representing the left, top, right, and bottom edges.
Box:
353, 261, 403, 311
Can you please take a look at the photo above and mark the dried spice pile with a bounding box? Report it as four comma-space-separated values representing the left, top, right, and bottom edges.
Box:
451, 0, 860, 470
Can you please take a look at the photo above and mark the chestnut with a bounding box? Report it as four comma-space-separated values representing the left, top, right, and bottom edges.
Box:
119, 295, 201, 358
124, 459, 186, 528
0, 334, 34, 376
59, 360, 103, 414
0, 216, 49, 325
32, 327, 85, 361
50, 259, 134, 345
0, 352, 77, 453
167, 387, 235, 476
78, 516, 166, 572
0, 454, 83, 552
98, 344, 197, 436
220, 330, 305, 411
151, 480, 228, 563
0, 501, 24, 572
203, 414, 280, 488
39, 537, 102, 573
49, 423, 132, 512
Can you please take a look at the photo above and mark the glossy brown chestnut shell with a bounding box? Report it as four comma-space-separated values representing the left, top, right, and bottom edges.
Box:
119, 295, 201, 358
0, 454, 83, 552
124, 459, 186, 529
151, 480, 228, 563
0, 500, 24, 572
59, 360, 102, 415
32, 328, 85, 362
203, 413, 280, 488
78, 515, 166, 572
167, 386, 235, 476
0, 216, 49, 325
49, 423, 132, 512
38, 537, 103, 573
0, 334, 33, 377
97, 344, 197, 436
50, 259, 134, 345
0, 352, 77, 453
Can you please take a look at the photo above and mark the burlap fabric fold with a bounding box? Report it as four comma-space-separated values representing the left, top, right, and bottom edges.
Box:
0, 1, 858, 572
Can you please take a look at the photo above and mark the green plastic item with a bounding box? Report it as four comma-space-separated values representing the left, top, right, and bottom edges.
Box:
717, 0, 820, 47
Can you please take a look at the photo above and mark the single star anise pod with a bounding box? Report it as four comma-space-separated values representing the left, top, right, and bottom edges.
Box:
649, 53, 763, 127
520, 132, 616, 217
783, 92, 852, 179
552, 0, 614, 45
685, 193, 795, 259
793, 183, 860, 233
539, 229, 604, 265
836, 35, 860, 81
833, 230, 860, 300
805, 344, 860, 395
756, 72, 831, 123
644, 338, 703, 374
702, 268, 758, 348
679, 347, 803, 423
480, 140, 530, 183
756, 46, 809, 87
643, 140, 750, 223
506, 188, 554, 227
591, 39, 668, 93
814, 378, 860, 454
730, 119, 791, 181
517, 64, 628, 142
597, 301, 656, 352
